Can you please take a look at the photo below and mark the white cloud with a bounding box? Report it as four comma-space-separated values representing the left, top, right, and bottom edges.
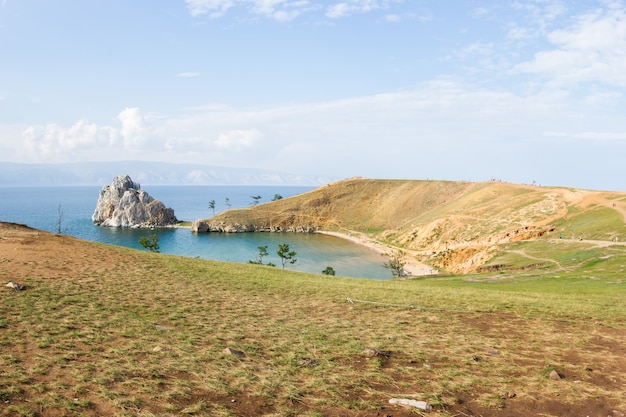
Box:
21, 120, 119, 161
177, 71, 201, 78
247, 0, 312, 21
118, 107, 149, 149
185, 0, 311, 20
185, 0, 235, 18
471, 7, 489, 18
326, 0, 394, 18
185, 0, 397, 21
17, 108, 168, 162
325, 3, 349, 18
9, 78, 626, 187
214, 129, 260, 149
507, 24, 534, 40
514, 5, 626, 87
511, 0, 566, 32
459, 42, 494, 58
383, 13, 400, 22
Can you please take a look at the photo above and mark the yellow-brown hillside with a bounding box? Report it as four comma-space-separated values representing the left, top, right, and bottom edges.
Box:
203, 178, 626, 273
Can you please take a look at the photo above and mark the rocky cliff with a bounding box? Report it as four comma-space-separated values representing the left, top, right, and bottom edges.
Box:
92, 175, 178, 227
191, 220, 318, 233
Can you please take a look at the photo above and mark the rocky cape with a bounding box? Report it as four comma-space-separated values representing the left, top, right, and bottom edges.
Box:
92, 175, 178, 227
188, 177, 626, 274
191, 220, 318, 233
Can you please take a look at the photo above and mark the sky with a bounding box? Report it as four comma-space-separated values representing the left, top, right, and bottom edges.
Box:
1, 0, 626, 191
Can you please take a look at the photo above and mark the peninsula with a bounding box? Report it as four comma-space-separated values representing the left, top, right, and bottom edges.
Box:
192, 177, 626, 275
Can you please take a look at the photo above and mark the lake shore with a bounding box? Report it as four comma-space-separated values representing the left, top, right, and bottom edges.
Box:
316, 230, 435, 277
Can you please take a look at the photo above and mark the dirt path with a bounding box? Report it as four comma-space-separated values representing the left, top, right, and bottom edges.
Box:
547, 238, 626, 247
507, 249, 564, 270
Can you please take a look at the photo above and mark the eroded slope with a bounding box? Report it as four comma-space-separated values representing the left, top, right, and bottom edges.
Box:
200, 178, 626, 273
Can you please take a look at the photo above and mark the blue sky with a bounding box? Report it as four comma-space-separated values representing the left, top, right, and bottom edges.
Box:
1, 0, 625, 190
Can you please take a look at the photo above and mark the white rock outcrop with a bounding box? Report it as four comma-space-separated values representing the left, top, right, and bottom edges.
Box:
92, 175, 177, 227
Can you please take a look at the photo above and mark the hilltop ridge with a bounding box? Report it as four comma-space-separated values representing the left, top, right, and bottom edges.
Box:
197, 177, 626, 274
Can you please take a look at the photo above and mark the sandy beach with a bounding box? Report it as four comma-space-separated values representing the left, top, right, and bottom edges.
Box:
316, 230, 435, 277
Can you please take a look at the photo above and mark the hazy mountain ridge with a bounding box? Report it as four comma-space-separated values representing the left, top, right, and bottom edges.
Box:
0, 161, 335, 186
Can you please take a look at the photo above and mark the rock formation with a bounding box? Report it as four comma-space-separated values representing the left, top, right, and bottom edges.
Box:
92, 175, 177, 227
191, 220, 318, 233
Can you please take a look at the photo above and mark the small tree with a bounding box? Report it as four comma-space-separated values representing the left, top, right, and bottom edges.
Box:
225, 197, 231, 209
277, 243, 297, 269
56, 204, 65, 234
272, 194, 283, 201
383, 254, 406, 278
208, 200, 216, 217
249, 245, 276, 267
250, 245, 268, 265
250, 195, 262, 206
322, 266, 336, 276
139, 234, 160, 253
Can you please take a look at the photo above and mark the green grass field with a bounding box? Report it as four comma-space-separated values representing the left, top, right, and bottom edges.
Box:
2, 227, 626, 416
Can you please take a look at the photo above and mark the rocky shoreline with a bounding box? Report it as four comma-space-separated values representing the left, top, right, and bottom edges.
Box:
191, 220, 319, 234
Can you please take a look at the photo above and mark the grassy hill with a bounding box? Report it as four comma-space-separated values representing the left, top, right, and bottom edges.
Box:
2, 178, 626, 416
201, 178, 626, 274
1, 221, 625, 416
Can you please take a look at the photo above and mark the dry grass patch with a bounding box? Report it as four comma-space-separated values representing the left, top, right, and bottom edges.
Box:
1, 222, 625, 416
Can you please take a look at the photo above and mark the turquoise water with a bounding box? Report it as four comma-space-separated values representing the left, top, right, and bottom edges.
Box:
0, 185, 390, 279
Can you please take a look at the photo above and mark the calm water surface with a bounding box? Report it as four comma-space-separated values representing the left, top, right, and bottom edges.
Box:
0, 186, 390, 279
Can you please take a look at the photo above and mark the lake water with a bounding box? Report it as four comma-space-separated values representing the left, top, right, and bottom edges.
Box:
0, 185, 391, 279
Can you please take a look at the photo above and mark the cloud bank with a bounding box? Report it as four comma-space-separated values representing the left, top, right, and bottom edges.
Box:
185, 0, 399, 21
15, 75, 625, 187
3, 1, 626, 190
514, 4, 626, 88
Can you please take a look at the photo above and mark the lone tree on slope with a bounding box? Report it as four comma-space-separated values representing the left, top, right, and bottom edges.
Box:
383, 254, 406, 278
208, 200, 216, 217
249, 245, 275, 266
277, 243, 297, 269
322, 266, 336, 276
139, 234, 160, 253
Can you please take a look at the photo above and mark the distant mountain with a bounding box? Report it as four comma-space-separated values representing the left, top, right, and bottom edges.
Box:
0, 161, 336, 186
